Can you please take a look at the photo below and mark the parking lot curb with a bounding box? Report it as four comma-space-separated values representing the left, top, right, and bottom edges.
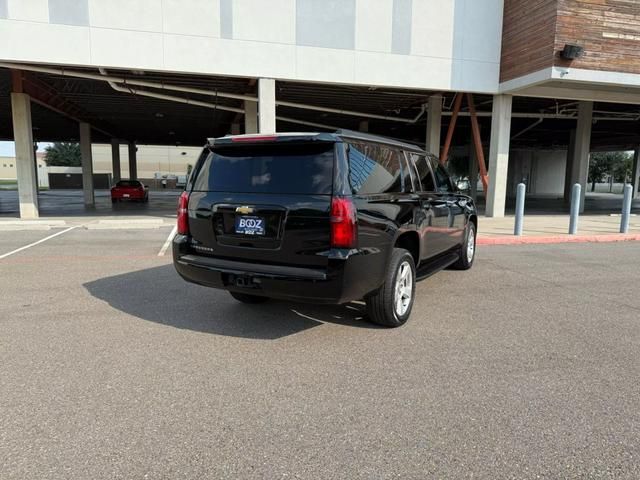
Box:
477, 233, 640, 246
86, 219, 172, 230
0, 220, 67, 231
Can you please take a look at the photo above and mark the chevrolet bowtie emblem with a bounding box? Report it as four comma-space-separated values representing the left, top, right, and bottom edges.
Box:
235, 206, 254, 214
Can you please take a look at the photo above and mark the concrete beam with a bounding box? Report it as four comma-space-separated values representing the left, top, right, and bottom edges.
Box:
111, 138, 121, 184
20, 70, 117, 138
258, 78, 276, 134
632, 148, 640, 199
426, 94, 442, 157
521, 85, 640, 106
80, 122, 94, 207
128, 142, 137, 180
11, 92, 39, 218
569, 101, 593, 213
486, 95, 513, 218
244, 100, 258, 134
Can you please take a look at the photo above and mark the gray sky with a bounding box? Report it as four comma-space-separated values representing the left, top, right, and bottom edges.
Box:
0, 141, 52, 156
0, 141, 15, 156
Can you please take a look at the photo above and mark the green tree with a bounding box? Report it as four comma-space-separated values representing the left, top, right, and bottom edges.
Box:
613, 153, 633, 183
589, 151, 632, 191
589, 153, 611, 192
44, 142, 81, 167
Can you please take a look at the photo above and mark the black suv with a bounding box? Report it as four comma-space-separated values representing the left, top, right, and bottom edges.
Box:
173, 131, 477, 327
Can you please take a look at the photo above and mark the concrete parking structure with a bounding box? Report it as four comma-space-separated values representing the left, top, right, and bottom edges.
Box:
2, 0, 640, 219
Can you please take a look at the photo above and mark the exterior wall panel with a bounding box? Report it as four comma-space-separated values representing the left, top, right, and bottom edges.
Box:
500, 0, 558, 82
502, 0, 640, 84
0, 0, 504, 93
555, 0, 640, 75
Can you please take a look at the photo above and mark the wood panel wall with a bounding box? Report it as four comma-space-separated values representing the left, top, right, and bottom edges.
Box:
501, 0, 640, 83
500, 0, 558, 83
555, 0, 640, 74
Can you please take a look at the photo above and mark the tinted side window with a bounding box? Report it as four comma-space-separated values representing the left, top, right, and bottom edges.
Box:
401, 152, 418, 193
411, 153, 436, 192
429, 156, 453, 193
348, 142, 403, 194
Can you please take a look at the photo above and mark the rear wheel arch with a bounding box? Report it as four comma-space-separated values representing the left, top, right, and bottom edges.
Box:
469, 213, 478, 230
394, 231, 420, 267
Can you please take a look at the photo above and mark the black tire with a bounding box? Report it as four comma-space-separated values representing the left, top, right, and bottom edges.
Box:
365, 248, 416, 327
452, 221, 476, 270
229, 291, 270, 304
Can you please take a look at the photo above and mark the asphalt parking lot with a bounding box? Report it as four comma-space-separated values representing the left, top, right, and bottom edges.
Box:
1, 227, 640, 479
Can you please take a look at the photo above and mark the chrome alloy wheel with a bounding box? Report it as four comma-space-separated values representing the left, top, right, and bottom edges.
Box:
394, 261, 413, 317
467, 228, 476, 263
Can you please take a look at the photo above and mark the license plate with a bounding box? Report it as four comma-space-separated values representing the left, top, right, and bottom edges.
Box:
123, 194, 130, 198
235, 216, 265, 236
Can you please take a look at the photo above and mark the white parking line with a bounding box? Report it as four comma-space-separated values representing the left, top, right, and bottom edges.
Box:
0, 226, 78, 260
158, 226, 177, 257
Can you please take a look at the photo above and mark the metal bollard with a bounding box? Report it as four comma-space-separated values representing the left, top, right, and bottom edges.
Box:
620, 184, 633, 233
514, 183, 526, 236
569, 183, 581, 235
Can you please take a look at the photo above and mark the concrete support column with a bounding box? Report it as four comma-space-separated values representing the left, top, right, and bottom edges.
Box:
258, 78, 276, 134
486, 95, 513, 218
11, 92, 39, 218
244, 100, 258, 134
563, 129, 576, 203
569, 101, 593, 213
79, 122, 94, 207
111, 138, 121, 184
128, 142, 137, 180
426, 94, 442, 157
632, 148, 639, 199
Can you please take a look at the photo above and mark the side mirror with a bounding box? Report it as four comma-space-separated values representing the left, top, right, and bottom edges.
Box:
455, 179, 470, 193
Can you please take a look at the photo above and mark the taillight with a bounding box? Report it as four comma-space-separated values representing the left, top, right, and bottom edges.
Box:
330, 197, 357, 248
177, 191, 190, 235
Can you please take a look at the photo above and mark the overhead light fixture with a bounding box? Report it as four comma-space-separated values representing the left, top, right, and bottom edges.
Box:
561, 44, 584, 60
155, 112, 164, 118
168, 131, 175, 136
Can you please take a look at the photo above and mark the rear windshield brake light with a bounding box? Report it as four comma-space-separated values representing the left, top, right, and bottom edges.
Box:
231, 135, 278, 143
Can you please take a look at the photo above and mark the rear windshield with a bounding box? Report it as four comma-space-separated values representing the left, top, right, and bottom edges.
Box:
116, 181, 141, 187
192, 143, 334, 194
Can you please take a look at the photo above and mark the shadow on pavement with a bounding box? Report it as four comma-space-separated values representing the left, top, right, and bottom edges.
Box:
84, 264, 380, 339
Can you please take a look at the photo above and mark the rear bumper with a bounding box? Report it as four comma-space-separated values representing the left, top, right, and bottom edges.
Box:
172, 234, 378, 304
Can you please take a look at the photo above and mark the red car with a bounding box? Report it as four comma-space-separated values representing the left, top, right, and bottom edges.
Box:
111, 180, 149, 203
